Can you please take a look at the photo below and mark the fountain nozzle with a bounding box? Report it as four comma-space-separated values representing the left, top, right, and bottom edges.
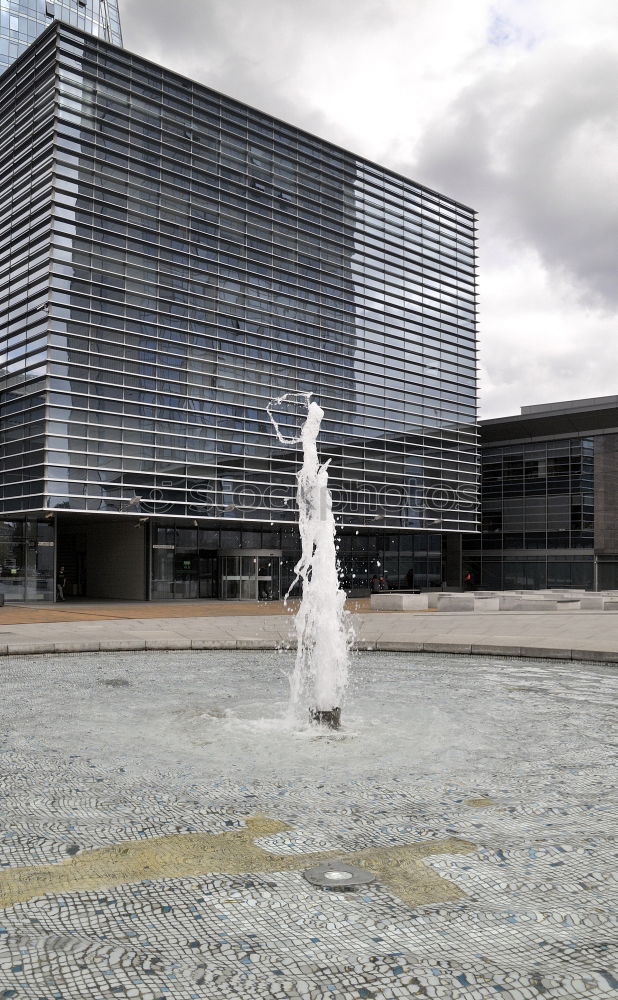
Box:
310, 707, 341, 730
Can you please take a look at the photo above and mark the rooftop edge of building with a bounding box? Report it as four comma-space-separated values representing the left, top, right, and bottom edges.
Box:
480, 395, 618, 444
520, 395, 618, 417
483, 394, 618, 424
0, 19, 477, 219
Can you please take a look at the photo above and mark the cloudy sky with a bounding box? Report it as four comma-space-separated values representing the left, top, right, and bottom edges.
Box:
120, 0, 617, 418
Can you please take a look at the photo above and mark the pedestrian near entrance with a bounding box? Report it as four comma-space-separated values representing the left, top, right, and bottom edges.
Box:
371, 575, 381, 594
56, 565, 67, 602
379, 576, 389, 592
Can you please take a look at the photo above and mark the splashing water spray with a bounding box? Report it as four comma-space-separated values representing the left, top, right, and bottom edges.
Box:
267, 392, 352, 729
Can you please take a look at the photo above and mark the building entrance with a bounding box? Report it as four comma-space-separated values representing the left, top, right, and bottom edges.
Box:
57, 517, 147, 600
219, 550, 281, 601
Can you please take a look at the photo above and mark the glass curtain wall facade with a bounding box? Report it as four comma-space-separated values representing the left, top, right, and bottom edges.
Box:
464, 438, 595, 590
0, 0, 121, 74
150, 524, 444, 600
0, 23, 479, 599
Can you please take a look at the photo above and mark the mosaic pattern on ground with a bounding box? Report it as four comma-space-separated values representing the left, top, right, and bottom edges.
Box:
0, 650, 616, 999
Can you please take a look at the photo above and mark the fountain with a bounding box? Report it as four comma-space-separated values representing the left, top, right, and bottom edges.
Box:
267, 392, 352, 728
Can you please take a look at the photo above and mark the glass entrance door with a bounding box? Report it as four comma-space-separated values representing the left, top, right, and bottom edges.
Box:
219, 550, 281, 601
257, 555, 279, 600
199, 551, 218, 598
221, 555, 242, 600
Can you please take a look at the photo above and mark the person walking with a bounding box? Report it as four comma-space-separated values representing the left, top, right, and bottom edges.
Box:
370, 574, 381, 594
56, 565, 67, 602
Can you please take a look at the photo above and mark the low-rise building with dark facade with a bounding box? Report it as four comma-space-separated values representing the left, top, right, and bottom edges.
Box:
464, 396, 618, 591
0, 20, 478, 601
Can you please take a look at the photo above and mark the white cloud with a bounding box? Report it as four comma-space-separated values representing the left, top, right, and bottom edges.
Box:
480, 246, 618, 417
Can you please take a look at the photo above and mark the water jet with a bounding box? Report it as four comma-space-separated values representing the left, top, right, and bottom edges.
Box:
267, 393, 351, 728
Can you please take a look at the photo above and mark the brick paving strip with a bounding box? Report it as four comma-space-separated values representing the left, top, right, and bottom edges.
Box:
0, 598, 308, 625
0, 598, 393, 625
0, 600, 617, 662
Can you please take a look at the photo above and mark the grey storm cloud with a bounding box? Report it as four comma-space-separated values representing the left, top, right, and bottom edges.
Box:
411, 43, 618, 311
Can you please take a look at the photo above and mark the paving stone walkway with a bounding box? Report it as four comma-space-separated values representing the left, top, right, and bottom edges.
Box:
1, 602, 618, 661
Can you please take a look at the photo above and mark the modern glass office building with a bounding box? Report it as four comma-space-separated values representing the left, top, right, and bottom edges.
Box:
464, 397, 618, 591
0, 20, 479, 601
0, 0, 122, 74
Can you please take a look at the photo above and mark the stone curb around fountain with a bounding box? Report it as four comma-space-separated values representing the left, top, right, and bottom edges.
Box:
471, 643, 522, 656
191, 638, 237, 649
374, 640, 424, 652
5, 642, 70, 655
100, 639, 147, 651
0, 638, 617, 664
54, 641, 101, 653
421, 641, 473, 654
519, 645, 574, 659
567, 648, 618, 663
236, 637, 283, 649
144, 638, 192, 650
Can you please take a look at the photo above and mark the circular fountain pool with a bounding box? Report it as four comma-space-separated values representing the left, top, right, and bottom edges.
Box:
1, 649, 616, 999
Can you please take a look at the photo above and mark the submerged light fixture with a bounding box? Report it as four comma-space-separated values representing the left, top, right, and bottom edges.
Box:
302, 861, 375, 890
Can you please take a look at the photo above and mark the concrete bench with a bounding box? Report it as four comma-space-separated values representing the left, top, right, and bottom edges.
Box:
426, 591, 467, 609
498, 596, 522, 610
435, 593, 475, 612
579, 595, 605, 610
473, 596, 500, 611
521, 599, 558, 611
499, 596, 557, 611
370, 593, 429, 611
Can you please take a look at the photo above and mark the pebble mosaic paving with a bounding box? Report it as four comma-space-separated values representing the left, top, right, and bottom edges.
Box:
0, 650, 616, 999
